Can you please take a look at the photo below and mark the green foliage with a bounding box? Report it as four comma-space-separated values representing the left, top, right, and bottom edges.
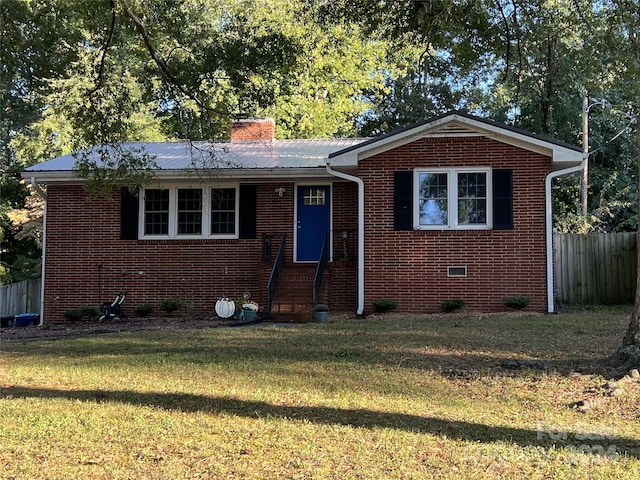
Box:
4, 0, 640, 287
63, 309, 83, 322
441, 299, 466, 313
1, 185, 43, 284
234, 298, 245, 312
502, 296, 531, 310
79, 305, 101, 320
133, 304, 154, 318
371, 299, 398, 314
159, 298, 184, 315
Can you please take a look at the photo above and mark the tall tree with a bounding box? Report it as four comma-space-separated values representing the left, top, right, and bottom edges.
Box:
0, 0, 92, 281
598, 0, 640, 372
1, 0, 395, 282
324, 0, 498, 133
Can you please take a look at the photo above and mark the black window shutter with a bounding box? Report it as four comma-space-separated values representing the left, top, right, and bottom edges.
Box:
394, 171, 413, 231
239, 185, 257, 239
120, 187, 139, 240
493, 169, 513, 230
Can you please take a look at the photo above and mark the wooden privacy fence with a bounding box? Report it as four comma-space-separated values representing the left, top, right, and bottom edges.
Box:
554, 232, 637, 305
0, 278, 41, 317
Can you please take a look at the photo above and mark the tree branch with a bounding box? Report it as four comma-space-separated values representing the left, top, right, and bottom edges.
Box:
120, 1, 207, 111
494, 0, 512, 84
91, 0, 117, 94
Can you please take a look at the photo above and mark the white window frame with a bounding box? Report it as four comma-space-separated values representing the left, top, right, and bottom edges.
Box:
413, 167, 492, 230
139, 185, 239, 239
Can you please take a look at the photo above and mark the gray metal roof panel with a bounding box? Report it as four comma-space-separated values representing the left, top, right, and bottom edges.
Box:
23, 139, 369, 173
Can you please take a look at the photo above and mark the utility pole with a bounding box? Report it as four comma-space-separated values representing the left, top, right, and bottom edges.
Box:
581, 93, 589, 217
581, 93, 608, 217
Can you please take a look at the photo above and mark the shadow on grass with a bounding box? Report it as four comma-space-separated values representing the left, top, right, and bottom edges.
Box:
2, 385, 637, 459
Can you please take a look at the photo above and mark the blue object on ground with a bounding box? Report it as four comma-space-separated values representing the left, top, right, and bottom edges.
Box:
14, 313, 39, 327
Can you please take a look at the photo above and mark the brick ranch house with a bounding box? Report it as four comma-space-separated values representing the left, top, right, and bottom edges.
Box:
22, 112, 584, 324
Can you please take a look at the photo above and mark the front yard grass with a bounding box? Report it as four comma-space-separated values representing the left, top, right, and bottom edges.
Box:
1, 306, 639, 479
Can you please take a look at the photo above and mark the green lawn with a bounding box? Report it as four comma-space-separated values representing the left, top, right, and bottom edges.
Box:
1, 308, 639, 479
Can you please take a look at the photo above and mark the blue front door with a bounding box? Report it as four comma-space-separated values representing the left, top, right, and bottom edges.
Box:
296, 185, 330, 262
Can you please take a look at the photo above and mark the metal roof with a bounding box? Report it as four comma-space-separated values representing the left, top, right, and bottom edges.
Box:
23, 112, 585, 182
22, 138, 369, 181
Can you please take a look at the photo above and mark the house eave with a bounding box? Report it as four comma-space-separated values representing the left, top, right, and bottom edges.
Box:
328, 112, 583, 168
21, 167, 333, 184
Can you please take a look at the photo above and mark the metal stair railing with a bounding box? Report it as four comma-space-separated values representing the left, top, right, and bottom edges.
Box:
266, 234, 286, 317
312, 231, 329, 308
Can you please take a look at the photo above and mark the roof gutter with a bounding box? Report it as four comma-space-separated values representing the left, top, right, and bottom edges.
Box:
21, 167, 335, 184
326, 163, 365, 316
545, 159, 586, 313
30, 177, 46, 326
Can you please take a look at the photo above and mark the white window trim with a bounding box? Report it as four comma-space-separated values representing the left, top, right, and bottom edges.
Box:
139, 185, 239, 239
413, 167, 492, 230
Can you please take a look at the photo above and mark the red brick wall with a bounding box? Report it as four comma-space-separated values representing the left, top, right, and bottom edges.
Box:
358, 136, 551, 313
230, 118, 275, 141
328, 182, 358, 310
41, 134, 551, 320
42, 181, 359, 321
43, 185, 262, 321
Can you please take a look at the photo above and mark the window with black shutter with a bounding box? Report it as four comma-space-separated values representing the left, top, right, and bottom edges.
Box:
395, 168, 512, 231
136, 185, 245, 239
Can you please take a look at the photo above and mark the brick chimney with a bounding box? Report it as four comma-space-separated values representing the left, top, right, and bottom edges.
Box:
230, 118, 276, 142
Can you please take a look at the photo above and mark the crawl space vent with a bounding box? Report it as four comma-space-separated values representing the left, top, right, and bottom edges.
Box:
447, 266, 467, 277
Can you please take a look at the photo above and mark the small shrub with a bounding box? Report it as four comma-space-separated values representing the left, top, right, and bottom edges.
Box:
63, 309, 83, 322
503, 295, 531, 310
234, 298, 246, 312
79, 305, 101, 320
441, 298, 466, 313
159, 298, 184, 315
133, 304, 154, 317
372, 299, 398, 314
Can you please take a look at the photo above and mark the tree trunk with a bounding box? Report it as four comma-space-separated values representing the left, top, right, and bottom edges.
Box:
605, 111, 640, 373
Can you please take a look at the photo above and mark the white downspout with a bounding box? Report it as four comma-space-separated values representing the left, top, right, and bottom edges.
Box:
31, 177, 47, 327
545, 160, 586, 313
326, 164, 365, 315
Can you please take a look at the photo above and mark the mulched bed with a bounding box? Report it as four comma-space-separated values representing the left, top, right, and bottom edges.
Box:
0, 316, 263, 342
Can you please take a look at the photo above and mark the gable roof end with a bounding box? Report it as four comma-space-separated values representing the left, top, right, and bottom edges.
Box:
327, 111, 583, 170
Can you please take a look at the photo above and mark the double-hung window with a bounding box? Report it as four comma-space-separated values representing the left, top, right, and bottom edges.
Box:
177, 189, 203, 235
144, 189, 170, 235
211, 188, 236, 235
141, 186, 238, 238
414, 168, 492, 230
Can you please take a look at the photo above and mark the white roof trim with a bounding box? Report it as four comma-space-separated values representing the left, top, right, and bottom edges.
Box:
328, 113, 583, 169
21, 167, 333, 184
